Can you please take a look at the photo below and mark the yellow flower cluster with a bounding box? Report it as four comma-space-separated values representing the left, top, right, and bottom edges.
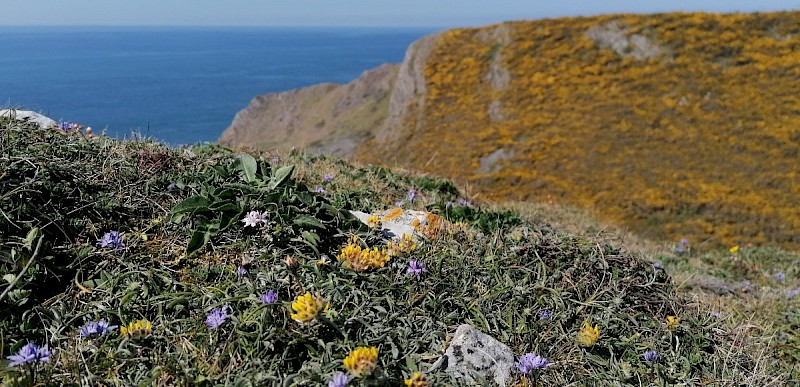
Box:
576, 322, 600, 347
121, 319, 153, 339
336, 237, 391, 271
343, 346, 379, 377
290, 292, 327, 324
387, 234, 418, 257
666, 315, 681, 330
404, 372, 430, 387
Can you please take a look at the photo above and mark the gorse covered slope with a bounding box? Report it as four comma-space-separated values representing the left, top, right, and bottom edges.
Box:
223, 11, 800, 251
359, 11, 800, 250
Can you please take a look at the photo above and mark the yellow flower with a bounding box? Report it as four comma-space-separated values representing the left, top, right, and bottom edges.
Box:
367, 215, 380, 227
120, 319, 153, 339
729, 245, 739, 254
405, 372, 430, 387
666, 315, 681, 330
343, 346, 379, 377
387, 234, 418, 257
290, 292, 327, 324
337, 237, 391, 271
576, 322, 600, 347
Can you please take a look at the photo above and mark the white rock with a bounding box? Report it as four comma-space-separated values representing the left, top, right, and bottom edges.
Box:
349, 208, 435, 241
0, 109, 56, 128
429, 324, 516, 386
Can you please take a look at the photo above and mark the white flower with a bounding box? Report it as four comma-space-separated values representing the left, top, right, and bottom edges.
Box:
241, 210, 266, 227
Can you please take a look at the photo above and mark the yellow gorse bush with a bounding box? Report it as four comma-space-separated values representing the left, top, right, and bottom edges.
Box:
290, 292, 327, 324
577, 322, 601, 347
343, 346, 379, 377
337, 236, 391, 271
120, 319, 152, 338
387, 233, 418, 257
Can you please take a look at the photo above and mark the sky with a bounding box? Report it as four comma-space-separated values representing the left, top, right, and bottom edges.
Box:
1, 0, 798, 27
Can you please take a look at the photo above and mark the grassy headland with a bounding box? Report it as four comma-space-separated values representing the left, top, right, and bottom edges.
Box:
1, 116, 798, 386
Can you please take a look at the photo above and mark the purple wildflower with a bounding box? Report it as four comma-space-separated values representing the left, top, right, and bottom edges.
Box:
237, 266, 248, 276
57, 121, 76, 131
644, 350, 662, 362
516, 353, 549, 374
458, 198, 470, 206
328, 372, 351, 387
260, 290, 278, 304
787, 287, 800, 297
98, 231, 124, 250
680, 238, 689, 246
270, 156, 280, 163
312, 186, 326, 193
6, 343, 51, 367
675, 246, 685, 254
775, 272, 786, 282
323, 174, 334, 183
407, 260, 428, 277
653, 262, 664, 270
205, 306, 229, 330
407, 188, 417, 202
79, 319, 118, 338
537, 309, 552, 320
167, 182, 179, 191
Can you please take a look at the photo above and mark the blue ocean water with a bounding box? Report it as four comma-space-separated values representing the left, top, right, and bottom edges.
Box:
0, 26, 436, 145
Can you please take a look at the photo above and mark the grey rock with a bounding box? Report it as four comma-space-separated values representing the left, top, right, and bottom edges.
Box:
0, 109, 56, 128
429, 324, 515, 386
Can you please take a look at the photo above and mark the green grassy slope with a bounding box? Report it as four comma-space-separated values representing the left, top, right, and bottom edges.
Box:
1, 117, 798, 385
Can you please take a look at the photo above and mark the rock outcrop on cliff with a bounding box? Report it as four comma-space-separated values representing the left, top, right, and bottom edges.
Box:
220, 12, 800, 250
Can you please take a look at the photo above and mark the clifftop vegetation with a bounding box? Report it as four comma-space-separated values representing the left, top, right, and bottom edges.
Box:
351, 11, 800, 251
3, 115, 799, 385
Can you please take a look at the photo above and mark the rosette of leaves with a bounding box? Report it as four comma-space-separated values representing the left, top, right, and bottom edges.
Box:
171, 153, 360, 255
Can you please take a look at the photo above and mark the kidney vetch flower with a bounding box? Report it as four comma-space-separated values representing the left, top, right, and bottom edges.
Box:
576, 322, 600, 347
343, 346, 379, 377
290, 292, 327, 324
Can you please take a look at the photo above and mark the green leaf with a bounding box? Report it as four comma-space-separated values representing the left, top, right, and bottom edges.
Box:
300, 231, 320, 247
24, 227, 41, 250
269, 165, 294, 190
187, 229, 211, 255
218, 210, 241, 231
236, 154, 258, 183
172, 196, 211, 215
293, 215, 326, 230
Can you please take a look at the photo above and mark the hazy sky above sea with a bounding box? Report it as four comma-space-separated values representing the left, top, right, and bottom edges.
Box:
2, 0, 798, 27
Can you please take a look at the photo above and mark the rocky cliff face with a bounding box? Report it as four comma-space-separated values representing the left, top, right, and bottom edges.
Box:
219, 63, 398, 156
220, 12, 800, 250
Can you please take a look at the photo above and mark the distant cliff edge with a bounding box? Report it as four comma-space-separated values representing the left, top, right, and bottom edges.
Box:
219, 32, 440, 157
220, 12, 800, 250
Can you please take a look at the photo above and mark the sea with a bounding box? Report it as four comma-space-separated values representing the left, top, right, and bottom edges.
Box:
0, 26, 436, 146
